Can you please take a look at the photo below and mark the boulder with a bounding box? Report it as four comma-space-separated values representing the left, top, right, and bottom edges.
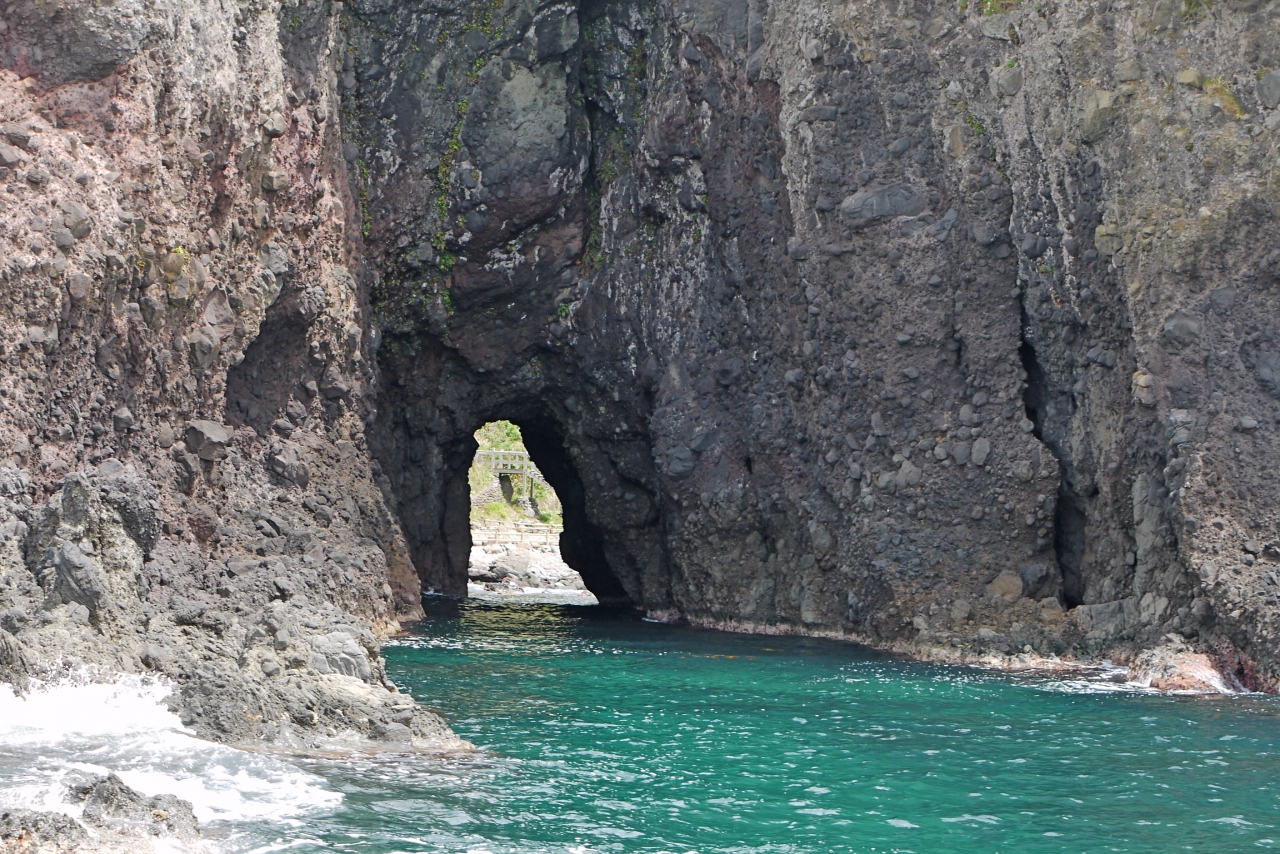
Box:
985, 570, 1023, 599
46, 542, 111, 617
0, 142, 24, 168
667, 446, 695, 477
72, 773, 200, 841
1079, 90, 1119, 142
971, 437, 991, 466
1019, 563, 1055, 598
839, 183, 925, 228
1259, 70, 1280, 110
262, 112, 288, 138
184, 421, 234, 461
319, 365, 351, 399
1162, 312, 1201, 348
267, 442, 310, 487
0, 809, 87, 849
58, 200, 92, 239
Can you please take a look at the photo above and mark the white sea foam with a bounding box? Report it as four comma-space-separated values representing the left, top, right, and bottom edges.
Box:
0, 674, 340, 837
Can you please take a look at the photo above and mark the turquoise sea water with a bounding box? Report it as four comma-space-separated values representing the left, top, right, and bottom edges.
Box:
249, 599, 1280, 853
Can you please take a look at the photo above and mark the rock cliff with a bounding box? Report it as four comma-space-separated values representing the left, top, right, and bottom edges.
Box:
0, 0, 1278, 755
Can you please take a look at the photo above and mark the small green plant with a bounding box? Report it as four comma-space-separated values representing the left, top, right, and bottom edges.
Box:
433, 100, 470, 225
981, 0, 1020, 15
1202, 76, 1244, 118
439, 288, 453, 313
964, 109, 985, 136
557, 303, 571, 318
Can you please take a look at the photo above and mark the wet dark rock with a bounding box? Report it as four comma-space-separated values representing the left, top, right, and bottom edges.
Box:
0, 808, 87, 849
72, 773, 200, 841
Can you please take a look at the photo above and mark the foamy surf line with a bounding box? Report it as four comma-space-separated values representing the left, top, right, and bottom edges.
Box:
0, 673, 341, 850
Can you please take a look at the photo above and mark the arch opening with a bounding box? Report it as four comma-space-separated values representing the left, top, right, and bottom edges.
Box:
461, 417, 632, 607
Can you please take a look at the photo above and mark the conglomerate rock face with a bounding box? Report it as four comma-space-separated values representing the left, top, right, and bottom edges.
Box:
0, 0, 1278, 737
357, 0, 1280, 685
0, 0, 459, 748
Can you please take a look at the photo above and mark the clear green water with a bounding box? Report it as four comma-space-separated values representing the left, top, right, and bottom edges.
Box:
260, 600, 1280, 853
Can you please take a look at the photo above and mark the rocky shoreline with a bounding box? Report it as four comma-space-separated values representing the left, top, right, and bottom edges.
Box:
1, 774, 200, 854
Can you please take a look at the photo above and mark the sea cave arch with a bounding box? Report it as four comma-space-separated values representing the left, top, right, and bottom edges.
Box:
371, 370, 664, 612
461, 413, 631, 605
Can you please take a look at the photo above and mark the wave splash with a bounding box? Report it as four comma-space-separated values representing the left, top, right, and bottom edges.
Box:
0, 673, 340, 849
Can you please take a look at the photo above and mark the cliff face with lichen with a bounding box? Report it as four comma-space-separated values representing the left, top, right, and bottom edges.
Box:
0, 0, 1279, 729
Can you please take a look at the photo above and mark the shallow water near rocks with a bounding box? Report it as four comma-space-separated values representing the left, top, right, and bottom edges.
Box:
5, 600, 1280, 852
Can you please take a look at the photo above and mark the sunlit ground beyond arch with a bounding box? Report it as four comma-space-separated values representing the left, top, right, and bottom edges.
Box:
466, 421, 597, 604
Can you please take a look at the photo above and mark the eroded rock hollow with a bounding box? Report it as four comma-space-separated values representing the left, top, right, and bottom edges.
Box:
0, 0, 1278, 752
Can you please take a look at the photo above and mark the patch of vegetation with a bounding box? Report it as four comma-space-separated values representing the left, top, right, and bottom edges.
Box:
981, 0, 1020, 15
964, 108, 985, 136
1202, 76, 1244, 118
582, 184, 604, 269
476, 420, 523, 451
433, 99, 470, 231
474, 500, 518, 523
461, 0, 506, 39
